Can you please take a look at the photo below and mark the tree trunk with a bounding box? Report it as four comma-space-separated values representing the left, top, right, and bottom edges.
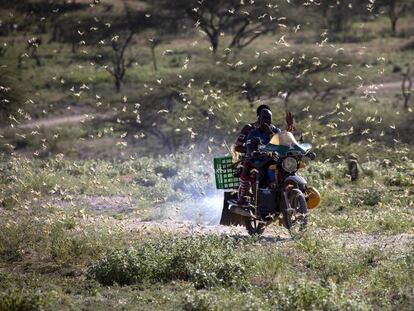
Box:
17, 53, 23, 70
333, 3, 343, 33
71, 28, 80, 53
151, 46, 157, 72
166, 137, 176, 154
35, 54, 41, 67
389, 1, 398, 36
71, 39, 77, 53
404, 96, 409, 110
391, 18, 397, 36
402, 67, 412, 110
115, 78, 121, 93
211, 36, 219, 55
50, 24, 57, 42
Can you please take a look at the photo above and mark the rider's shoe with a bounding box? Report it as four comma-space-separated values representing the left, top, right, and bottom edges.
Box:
228, 197, 250, 208
237, 195, 247, 204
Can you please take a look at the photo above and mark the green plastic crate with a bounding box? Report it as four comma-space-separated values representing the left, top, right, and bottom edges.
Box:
214, 156, 240, 190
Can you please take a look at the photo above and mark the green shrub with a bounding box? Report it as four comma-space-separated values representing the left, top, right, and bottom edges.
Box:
365, 250, 414, 308
182, 292, 215, 311
154, 163, 178, 178
296, 234, 380, 284
0, 289, 55, 311
384, 173, 412, 187
88, 236, 249, 288
273, 281, 368, 311
0, 64, 26, 122
362, 189, 382, 206
0, 215, 39, 262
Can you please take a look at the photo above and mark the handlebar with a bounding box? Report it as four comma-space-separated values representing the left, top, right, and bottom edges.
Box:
251, 150, 279, 160
251, 150, 316, 162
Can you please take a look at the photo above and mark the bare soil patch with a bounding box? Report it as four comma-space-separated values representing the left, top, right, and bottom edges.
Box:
50, 194, 414, 250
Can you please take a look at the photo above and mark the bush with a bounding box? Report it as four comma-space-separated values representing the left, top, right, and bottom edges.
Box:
0, 64, 26, 122
296, 234, 380, 284
384, 173, 412, 187
154, 163, 178, 178
88, 236, 249, 288
182, 292, 215, 311
273, 281, 368, 311
365, 250, 414, 308
0, 289, 55, 311
362, 189, 382, 206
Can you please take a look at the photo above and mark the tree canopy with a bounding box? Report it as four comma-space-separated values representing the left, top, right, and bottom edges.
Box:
142, 0, 282, 54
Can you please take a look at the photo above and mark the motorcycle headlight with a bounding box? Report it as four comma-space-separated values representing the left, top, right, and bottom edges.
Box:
282, 157, 298, 173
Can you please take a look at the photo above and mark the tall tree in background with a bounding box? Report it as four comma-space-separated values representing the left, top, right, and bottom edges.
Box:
319, 0, 345, 34
146, 36, 163, 72
104, 30, 137, 93
375, 0, 414, 35
317, 0, 363, 39
142, 0, 279, 55
94, 1, 150, 93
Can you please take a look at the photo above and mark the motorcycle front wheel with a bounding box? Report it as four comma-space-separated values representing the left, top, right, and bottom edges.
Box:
287, 189, 308, 233
245, 218, 266, 236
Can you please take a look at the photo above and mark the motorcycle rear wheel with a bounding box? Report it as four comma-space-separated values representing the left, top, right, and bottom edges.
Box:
245, 218, 266, 236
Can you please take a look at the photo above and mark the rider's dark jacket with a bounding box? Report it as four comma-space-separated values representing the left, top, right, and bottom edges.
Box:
234, 122, 256, 153
246, 125, 281, 156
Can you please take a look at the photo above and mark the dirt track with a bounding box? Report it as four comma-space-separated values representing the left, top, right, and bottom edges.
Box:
53, 194, 414, 250
1, 80, 402, 134
10, 112, 117, 131
124, 219, 414, 250
359, 81, 402, 95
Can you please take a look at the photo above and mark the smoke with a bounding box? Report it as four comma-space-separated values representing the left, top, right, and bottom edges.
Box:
149, 149, 232, 225
152, 192, 224, 225
177, 193, 224, 225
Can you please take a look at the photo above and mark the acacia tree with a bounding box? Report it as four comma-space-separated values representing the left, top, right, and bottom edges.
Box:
375, 0, 414, 35
142, 0, 279, 54
147, 37, 162, 72
95, 1, 149, 93
314, 0, 369, 39
119, 88, 202, 153
269, 49, 352, 110
103, 30, 137, 93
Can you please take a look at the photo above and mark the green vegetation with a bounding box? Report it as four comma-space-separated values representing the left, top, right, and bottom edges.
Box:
1, 227, 414, 309
88, 236, 249, 288
0, 154, 413, 309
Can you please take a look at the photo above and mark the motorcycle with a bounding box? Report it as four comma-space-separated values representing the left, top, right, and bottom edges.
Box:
214, 131, 320, 236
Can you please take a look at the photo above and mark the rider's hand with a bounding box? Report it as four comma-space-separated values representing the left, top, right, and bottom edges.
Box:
263, 124, 273, 135
251, 137, 261, 145
286, 111, 294, 132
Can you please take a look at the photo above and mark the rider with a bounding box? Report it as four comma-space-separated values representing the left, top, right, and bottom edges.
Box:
233, 105, 294, 155
237, 108, 281, 205
233, 104, 271, 154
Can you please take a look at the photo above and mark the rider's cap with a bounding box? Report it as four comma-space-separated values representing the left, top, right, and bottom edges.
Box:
256, 104, 271, 116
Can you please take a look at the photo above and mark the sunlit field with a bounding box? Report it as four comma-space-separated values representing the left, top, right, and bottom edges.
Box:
1, 0, 414, 310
